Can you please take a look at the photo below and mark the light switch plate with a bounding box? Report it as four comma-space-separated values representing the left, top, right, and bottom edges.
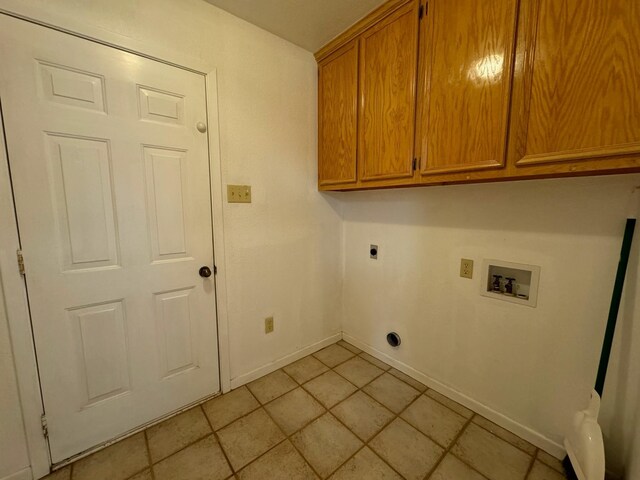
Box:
227, 185, 251, 203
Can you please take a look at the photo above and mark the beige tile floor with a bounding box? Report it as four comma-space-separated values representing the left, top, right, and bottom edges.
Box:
44, 340, 568, 480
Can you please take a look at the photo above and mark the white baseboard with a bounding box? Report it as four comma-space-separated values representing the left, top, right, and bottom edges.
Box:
229, 333, 341, 389
342, 332, 566, 459
1, 467, 32, 480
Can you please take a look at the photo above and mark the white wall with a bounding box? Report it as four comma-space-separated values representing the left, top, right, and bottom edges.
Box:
0, 0, 342, 477
339, 174, 640, 477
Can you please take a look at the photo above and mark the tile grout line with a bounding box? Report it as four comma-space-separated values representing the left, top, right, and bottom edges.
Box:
54, 343, 394, 480
245, 345, 400, 479
138, 362, 460, 480
348, 344, 542, 479
323, 407, 403, 479
471, 418, 539, 457
142, 360, 442, 480
305, 346, 421, 478
324, 348, 482, 479
328, 358, 441, 478
258, 407, 325, 479
60, 341, 542, 480
246, 343, 444, 478
142, 429, 156, 480
329, 343, 535, 480
322, 359, 412, 478
281, 362, 379, 479
235, 367, 327, 478
152, 423, 210, 460
524, 448, 539, 479
148, 369, 325, 477
125, 406, 232, 479
88, 433, 157, 480
359, 371, 471, 480
282, 358, 330, 385
421, 413, 488, 480
199, 403, 236, 478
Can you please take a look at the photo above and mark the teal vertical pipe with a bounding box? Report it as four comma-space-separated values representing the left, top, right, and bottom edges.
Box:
594, 218, 636, 396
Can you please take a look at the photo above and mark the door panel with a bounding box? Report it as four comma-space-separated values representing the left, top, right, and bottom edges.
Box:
359, 2, 419, 182
318, 40, 359, 186
37, 61, 107, 112
47, 134, 120, 270
71, 301, 130, 406
510, 0, 640, 167
417, 0, 518, 175
154, 288, 199, 378
143, 147, 190, 261
0, 15, 219, 462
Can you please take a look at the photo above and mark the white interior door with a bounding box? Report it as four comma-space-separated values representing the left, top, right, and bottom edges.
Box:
0, 15, 220, 463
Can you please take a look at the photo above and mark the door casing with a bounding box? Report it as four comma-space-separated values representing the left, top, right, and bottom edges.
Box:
0, 9, 232, 478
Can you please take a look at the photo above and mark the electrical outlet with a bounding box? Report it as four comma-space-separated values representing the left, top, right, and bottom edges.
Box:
460, 258, 474, 279
227, 185, 252, 203
265, 316, 274, 334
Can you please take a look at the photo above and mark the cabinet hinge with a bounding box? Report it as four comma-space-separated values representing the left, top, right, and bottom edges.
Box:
41, 414, 48, 438
412, 158, 418, 171
419, 4, 425, 19
17, 249, 25, 275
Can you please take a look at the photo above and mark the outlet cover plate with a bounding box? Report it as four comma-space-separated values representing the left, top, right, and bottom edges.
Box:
265, 316, 274, 334
460, 258, 474, 279
227, 185, 251, 203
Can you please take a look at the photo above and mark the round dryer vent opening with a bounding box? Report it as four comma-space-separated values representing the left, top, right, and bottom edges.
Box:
386, 332, 401, 348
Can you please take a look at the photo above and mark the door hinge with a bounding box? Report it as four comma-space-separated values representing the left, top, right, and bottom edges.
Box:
41, 414, 48, 438
17, 249, 25, 275
419, 4, 424, 19
412, 158, 418, 171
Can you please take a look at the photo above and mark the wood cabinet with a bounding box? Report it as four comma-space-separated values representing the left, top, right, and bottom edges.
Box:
316, 0, 640, 191
508, 0, 640, 175
359, 2, 419, 182
416, 0, 518, 176
318, 41, 358, 186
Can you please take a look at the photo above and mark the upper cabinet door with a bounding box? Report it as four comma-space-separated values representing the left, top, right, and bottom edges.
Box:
509, 0, 640, 168
417, 0, 519, 175
359, 1, 419, 182
318, 40, 359, 186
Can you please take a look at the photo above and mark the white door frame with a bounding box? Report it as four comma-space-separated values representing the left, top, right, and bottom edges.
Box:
0, 9, 232, 478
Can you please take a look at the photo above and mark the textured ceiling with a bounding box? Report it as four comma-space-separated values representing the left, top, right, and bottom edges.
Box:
203, 0, 387, 52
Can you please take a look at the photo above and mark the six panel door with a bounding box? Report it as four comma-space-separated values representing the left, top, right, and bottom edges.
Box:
318, 40, 359, 187
358, 1, 419, 182
416, 0, 518, 175
0, 15, 220, 462
509, 0, 640, 168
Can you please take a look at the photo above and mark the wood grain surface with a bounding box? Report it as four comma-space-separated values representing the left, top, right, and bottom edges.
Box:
417, 0, 518, 175
511, 0, 640, 167
358, 1, 419, 181
318, 41, 359, 186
